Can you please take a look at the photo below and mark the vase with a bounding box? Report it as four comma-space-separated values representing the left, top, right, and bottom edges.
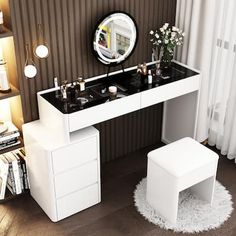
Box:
160, 48, 173, 73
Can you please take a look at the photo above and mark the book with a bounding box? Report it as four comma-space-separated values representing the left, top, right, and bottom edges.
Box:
0, 155, 9, 200
4, 152, 22, 194
0, 121, 20, 143
13, 149, 29, 190
12, 152, 24, 192
0, 137, 19, 145
0, 140, 21, 151
3, 154, 16, 195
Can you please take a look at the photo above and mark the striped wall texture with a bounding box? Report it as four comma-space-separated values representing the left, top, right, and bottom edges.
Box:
9, 0, 176, 162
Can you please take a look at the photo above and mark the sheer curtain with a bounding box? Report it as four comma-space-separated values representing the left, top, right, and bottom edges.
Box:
175, 0, 236, 162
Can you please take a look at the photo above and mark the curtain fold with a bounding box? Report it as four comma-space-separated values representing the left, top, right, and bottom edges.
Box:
176, 0, 236, 162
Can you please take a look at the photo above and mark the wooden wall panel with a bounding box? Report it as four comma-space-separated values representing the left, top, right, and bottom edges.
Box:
95, 103, 163, 163
8, 0, 176, 161
9, 0, 176, 122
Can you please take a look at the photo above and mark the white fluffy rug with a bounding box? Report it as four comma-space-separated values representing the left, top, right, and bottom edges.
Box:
134, 178, 233, 233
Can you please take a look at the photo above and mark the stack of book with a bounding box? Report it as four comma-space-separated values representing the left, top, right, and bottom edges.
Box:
0, 148, 29, 200
0, 121, 21, 151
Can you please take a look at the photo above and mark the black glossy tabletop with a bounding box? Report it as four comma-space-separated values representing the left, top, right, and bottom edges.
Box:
41, 62, 199, 114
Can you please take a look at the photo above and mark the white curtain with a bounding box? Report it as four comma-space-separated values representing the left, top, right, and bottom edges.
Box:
175, 0, 236, 161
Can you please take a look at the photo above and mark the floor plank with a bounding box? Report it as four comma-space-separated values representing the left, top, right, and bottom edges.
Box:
1, 143, 236, 236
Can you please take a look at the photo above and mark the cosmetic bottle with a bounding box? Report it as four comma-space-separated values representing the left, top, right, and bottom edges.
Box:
148, 70, 152, 84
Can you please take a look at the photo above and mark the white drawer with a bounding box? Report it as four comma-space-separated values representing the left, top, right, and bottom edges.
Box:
141, 75, 200, 108
56, 183, 100, 221
54, 160, 98, 198
52, 137, 98, 174
68, 93, 140, 132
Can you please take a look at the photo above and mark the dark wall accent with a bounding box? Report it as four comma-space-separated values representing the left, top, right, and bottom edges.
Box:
9, 0, 176, 122
95, 103, 163, 163
9, 0, 176, 161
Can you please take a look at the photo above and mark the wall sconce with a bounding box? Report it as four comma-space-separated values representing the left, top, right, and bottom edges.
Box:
34, 24, 49, 59
24, 44, 37, 79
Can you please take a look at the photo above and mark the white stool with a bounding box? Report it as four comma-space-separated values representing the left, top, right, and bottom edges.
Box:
146, 137, 219, 224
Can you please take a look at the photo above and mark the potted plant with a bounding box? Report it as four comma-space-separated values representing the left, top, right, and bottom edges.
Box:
150, 23, 184, 72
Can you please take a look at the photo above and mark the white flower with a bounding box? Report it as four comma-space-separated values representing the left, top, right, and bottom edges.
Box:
160, 27, 164, 32
163, 23, 169, 30
171, 32, 176, 38
182, 32, 185, 37
150, 30, 154, 35
172, 26, 178, 31
158, 40, 162, 43
155, 33, 159, 39
164, 39, 169, 44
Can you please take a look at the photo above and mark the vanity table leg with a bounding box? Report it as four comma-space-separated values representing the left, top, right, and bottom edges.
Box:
161, 91, 199, 143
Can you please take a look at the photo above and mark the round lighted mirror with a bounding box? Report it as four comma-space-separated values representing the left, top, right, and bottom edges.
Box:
92, 11, 138, 65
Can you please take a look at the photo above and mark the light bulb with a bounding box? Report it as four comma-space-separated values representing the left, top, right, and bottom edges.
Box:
24, 64, 37, 78
35, 44, 49, 58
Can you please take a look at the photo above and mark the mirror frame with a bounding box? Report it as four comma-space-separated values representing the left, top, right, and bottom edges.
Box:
92, 11, 139, 66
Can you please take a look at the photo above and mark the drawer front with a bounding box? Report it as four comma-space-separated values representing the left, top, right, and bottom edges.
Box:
52, 137, 97, 174
69, 93, 140, 132
57, 183, 100, 221
54, 160, 98, 198
141, 75, 200, 108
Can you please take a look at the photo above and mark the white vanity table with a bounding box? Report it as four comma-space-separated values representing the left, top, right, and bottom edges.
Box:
23, 61, 200, 222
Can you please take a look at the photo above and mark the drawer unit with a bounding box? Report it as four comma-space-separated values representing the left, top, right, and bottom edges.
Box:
68, 93, 140, 132
141, 75, 200, 108
57, 183, 99, 221
54, 160, 98, 198
23, 124, 101, 222
52, 136, 98, 174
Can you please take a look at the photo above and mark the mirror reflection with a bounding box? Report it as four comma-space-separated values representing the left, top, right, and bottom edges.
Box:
93, 12, 138, 65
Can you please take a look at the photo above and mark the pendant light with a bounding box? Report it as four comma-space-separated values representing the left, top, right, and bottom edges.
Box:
24, 44, 37, 79
34, 24, 49, 59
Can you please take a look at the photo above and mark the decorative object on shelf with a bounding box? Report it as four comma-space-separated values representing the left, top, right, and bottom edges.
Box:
0, 10, 5, 33
0, 121, 7, 134
0, 46, 11, 93
34, 24, 49, 59
24, 44, 37, 79
150, 23, 185, 72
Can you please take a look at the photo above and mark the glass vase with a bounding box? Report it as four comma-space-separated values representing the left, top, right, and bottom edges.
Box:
160, 48, 173, 73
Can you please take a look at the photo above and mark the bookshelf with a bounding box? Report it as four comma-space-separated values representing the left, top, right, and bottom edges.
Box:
0, 0, 26, 202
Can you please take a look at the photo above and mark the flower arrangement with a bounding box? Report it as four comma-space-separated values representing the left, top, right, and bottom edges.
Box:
150, 23, 185, 70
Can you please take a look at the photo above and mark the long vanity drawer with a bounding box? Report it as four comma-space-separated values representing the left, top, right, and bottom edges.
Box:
57, 183, 100, 221
141, 75, 200, 108
54, 160, 98, 198
68, 93, 140, 132
52, 136, 98, 174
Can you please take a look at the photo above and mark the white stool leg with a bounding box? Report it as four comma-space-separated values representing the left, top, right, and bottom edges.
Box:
190, 176, 216, 205
146, 160, 179, 224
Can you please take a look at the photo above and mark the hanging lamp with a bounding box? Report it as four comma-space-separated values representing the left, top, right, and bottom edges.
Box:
34, 24, 49, 59
24, 44, 37, 79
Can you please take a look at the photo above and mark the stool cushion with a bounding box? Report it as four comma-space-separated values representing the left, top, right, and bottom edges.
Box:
148, 137, 218, 178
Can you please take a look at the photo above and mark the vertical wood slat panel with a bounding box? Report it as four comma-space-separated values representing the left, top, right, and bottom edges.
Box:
10, 0, 176, 122
94, 103, 163, 163
9, 0, 176, 162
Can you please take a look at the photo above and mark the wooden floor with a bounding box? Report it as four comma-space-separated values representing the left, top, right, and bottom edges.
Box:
0, 144, 236, 236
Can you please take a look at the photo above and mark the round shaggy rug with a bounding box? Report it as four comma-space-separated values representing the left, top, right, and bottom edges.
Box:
134, 178, 233, 233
